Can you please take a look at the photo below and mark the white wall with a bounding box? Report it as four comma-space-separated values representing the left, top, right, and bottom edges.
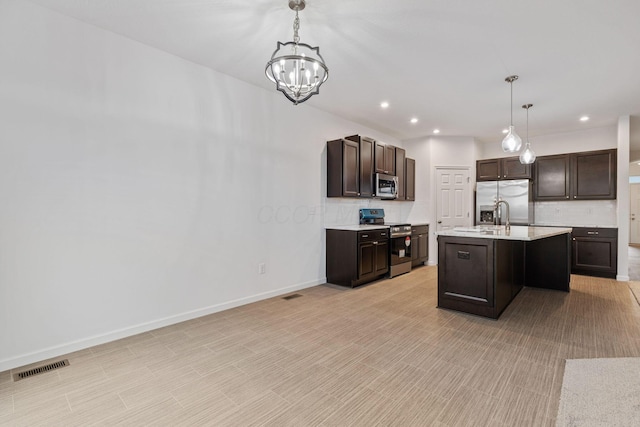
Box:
479, 126, 617, 160
0, 0, 402, 371
403, 136, 480, 264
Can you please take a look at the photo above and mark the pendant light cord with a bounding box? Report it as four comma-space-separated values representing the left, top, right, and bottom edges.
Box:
510, 81, 513, 126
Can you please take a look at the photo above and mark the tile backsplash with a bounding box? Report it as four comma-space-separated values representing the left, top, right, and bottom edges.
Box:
534, 200, 617, 227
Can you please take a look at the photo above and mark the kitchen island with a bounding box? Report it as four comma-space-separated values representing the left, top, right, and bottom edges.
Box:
437, 226, 572, 319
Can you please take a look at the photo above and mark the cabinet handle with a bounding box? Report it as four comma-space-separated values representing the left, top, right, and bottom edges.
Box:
362, 234, 369, 238
574, 196, 577, 199
357, 193, 360, 196
566, 196, 569, 199
373, 241, 378, 245
587, 231, 599, 235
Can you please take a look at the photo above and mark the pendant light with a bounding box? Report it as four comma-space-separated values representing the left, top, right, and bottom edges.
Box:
501, 75, 522, 152
265, 0, 329, 105
519, 104, 536, 164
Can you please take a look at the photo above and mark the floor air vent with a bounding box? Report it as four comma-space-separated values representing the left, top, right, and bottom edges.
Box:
282, 293, 302, 300
13, 359, 70, 382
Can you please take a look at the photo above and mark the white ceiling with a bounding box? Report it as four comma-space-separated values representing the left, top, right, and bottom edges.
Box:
27, 0, 640, 146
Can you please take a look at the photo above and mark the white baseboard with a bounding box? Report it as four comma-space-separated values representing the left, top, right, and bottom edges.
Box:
617, 274, 630, 282
0, 277, 326, 372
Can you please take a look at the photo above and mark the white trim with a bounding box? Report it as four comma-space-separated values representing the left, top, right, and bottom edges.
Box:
617, 275, 630, 282
0, 277, 325, 372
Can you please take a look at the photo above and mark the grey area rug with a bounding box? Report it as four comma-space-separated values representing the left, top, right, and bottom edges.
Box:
556, 358, 640, 426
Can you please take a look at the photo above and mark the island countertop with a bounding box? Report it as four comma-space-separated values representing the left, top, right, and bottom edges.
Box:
436, 225, 572, 241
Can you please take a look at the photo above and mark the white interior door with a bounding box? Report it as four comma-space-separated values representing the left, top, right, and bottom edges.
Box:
436, 168, 470, 231
630, 183, 640, 244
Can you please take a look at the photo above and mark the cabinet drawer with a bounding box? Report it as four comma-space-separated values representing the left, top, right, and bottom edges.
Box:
411, 225, 429, 235
358, 229, 389, 242
571, 228, 617, 238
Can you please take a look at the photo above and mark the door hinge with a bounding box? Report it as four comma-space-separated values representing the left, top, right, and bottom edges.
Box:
467, 177, 470, 183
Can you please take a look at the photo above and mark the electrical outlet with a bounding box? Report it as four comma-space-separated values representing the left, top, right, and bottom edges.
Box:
258, 263, 266, 274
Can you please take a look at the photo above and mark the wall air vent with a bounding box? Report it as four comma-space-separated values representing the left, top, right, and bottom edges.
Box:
13, 359, 70, 382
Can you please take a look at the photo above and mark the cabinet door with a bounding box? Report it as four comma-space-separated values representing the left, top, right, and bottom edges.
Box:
502, 157, 531, 179
375, 143, 386, 174
406, 158, 416, 201
572, 237, 617, 276
477, 159, 501, 181
384, 145, 396, 175
534, 154, 570, 200
342, 139, 360, 197
572, 149, 616, 200
395, 148, 406, 200
418, 233, 429, 261
358, 242, 376, 278
410, 236, 419, 264
375, 240, 389, 275
359, 137, 375, 198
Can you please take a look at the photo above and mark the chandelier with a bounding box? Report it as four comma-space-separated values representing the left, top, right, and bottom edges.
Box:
501, 75, 523, 153
265, 0, 329, 105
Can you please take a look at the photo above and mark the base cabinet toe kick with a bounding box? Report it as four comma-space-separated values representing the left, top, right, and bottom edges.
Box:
436, 226, 572, 319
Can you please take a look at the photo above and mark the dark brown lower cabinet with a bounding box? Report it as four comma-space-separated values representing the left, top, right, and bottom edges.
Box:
438, 236, 523, 319
437, 233, 571, 319
411, 225, 429, 267
326, 228, 389, 287
571, 227, 618, 278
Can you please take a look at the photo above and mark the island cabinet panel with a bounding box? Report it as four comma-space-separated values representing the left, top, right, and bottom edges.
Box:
534, 154, 571, 200
438, 235, 526, 319
525, 233, 571, 291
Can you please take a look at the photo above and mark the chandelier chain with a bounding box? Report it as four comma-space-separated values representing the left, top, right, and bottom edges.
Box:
293, 10, 300, 44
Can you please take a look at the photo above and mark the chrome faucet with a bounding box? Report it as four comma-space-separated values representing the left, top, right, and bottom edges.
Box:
494, 199, 511, 231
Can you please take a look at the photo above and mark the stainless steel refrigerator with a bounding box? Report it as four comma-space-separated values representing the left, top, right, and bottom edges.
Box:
475, 179, 534, 226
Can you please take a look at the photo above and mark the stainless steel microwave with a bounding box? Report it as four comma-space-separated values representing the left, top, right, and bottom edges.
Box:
376, 173, 399, 199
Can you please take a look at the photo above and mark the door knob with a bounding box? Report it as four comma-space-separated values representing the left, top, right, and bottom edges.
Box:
437, 220, 442, 224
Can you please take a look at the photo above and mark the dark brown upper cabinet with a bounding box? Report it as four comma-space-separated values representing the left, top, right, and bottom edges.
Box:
406, 157, 416, 201
395, 147, 406, 200
534, 149, 616, 201
327, 138, 360, 197
476, 157, 531, 181
571, 149, 616, 200
534, 154, 571, 200
502, 157, 531, 180
346, 135, 375, 198
375, 142, 396, 175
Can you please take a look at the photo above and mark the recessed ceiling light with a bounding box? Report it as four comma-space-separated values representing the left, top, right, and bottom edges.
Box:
580, 116, 590, 122
410, 118, 418, 124
502, 129, 509, 134
433, 129, 440, 134
380, 101, 389, 108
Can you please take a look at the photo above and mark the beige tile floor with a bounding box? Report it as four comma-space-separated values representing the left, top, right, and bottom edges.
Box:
2, 266, 640, 426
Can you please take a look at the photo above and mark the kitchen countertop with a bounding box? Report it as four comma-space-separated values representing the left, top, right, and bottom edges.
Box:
436, 225, 572, 241
325, 224, 389, 231
532, 223, 617, 228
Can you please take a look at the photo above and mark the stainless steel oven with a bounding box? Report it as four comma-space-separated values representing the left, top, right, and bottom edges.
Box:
389, 224, 412, 278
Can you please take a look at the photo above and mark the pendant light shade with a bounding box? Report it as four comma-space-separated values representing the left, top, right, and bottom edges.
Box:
501, 75, 522, 153
519, 103, 536, 164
